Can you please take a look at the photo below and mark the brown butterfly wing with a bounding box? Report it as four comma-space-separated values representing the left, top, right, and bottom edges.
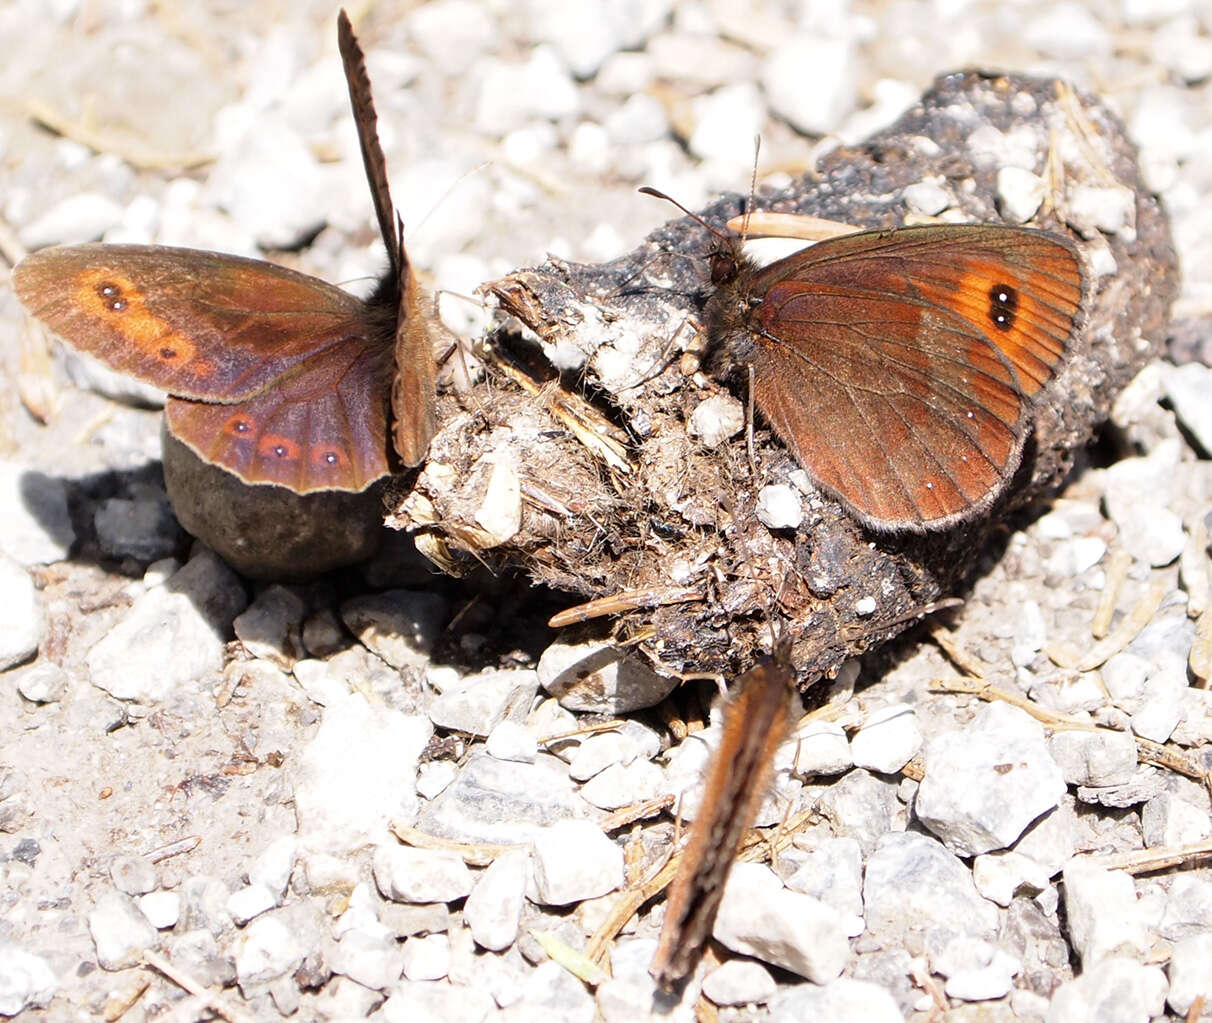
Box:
14, 244, 394, 492
391, 238, 438, 466
13, 245, 369, 401
165, 340, 390, 492
338, 11, 438, 467
650, 644, 794, 988
721, 225, 1083, 530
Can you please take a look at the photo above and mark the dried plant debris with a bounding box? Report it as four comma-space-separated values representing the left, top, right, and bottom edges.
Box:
391, 71, 1178, 684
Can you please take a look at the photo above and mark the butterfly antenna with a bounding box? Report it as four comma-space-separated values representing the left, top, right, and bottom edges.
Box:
743, 136, 762, 246
638, 186, 732, 245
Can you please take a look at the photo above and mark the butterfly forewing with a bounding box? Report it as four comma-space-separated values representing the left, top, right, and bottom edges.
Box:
13, 245, 370, 403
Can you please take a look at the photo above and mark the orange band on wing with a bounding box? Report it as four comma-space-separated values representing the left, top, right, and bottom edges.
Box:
75, 268, 199, 368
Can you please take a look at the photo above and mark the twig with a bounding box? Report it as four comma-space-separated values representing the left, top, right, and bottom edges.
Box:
389, 822, 522, 867
1073, 837, 1212, 874
142, 950, 254, 1023
548, 586, 704, 628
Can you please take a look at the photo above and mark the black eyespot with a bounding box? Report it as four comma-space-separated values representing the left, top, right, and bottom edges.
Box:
272, 445, 288, 458
988, 283, 1018, 331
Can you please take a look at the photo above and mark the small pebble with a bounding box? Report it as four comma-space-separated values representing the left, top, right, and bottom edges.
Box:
464, 848, 529, 951
850, 704, 922, 774
234, 586, 306, 667
1062, 864, 1149, 966
329, 928, 402, 991
1047, 729, 1138, 787
1046, 957, 1166, 1023
1166, 932, 1212, 1016
428, 669, 538, 737
373, 845, 473, 904
768, 977, 903, 1023
756, 484, 803, 530
687, 393, 745, 448
578, 759, 665, 810
13, 661, 67, 704
537, 638, 677, 713
0, 554, 41, 670
713, 862, 849, 983
915, 703, 1066, 856
997, 166, 1047, 222
793, 721, 853, 776
401, 933, 450, 982
110, 854, 157, 896
339, 589, 449, 670
935, 936, 1021, 1001
136, 891, 180, 930
701, 958, 777, 1006
530, 819, 623, 906
233, 914, 305, 991
0, 943, 57, 1016
762, 34, 856, 136
88, 891, 159, 971
0, 463, 74, 565
94, 496, 180, 562
226, 884, 277, 926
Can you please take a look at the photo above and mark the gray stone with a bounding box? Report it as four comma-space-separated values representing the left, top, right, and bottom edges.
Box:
1163, 362, 1212, 456
293, 701, 431, 855
12, 661, 67, 704
341, 589, 449, 669
109, 854, 156, 895
226, 883, 277, 925
88, 891, 159, 970
427, 668, 538, 737
137, 891, 180, 930
531, 819, 622, 906
374, 845, 474, 904
792, 721, 853, 776
87, 548, 247, 701
0, 464, 73, 565
863, 832, 999, 959
471, 48, 580, 135
686, 392, 744, 448
762, 34, 857, 137
1159, 874, 1212, 941
418, 750, 583, 846
248, 835, 297, 899
1046, 957, 1166, 1023
915, 702, 1066, 856
1141, 791, 1212, 847
164, 929, 235, 989
814, 769, 900, 854
1048, 729, 1138, 787
701, 958, 776, 1006
401, 933, 450, 981
756, 484, 803, 530
233, 912, 306, 992
768, 977, 902, 1023
782, 837, 865, 930
485, 720, 539, 764
464, 848, 529, 951
935, 936, 1021, 1001
596, 937, 697, 1021
21, 191, 124, 247
0, 942, 57, 1016
972, 850, 1054, 907
330, 928, 404, 991
375, 978, 496, 1023
94, 495, 180, 561
234, 585, 306, 667
0, 553, 40, 670
578, 759, 665, 811
1167, 932, 1212, 1016
1077, 766, 1165, 808
177, 875, 234, 937
850, 704, 922, 774
1062, 864, 1149, 966
713, 862, 850, 983
537, 638, 677, 713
